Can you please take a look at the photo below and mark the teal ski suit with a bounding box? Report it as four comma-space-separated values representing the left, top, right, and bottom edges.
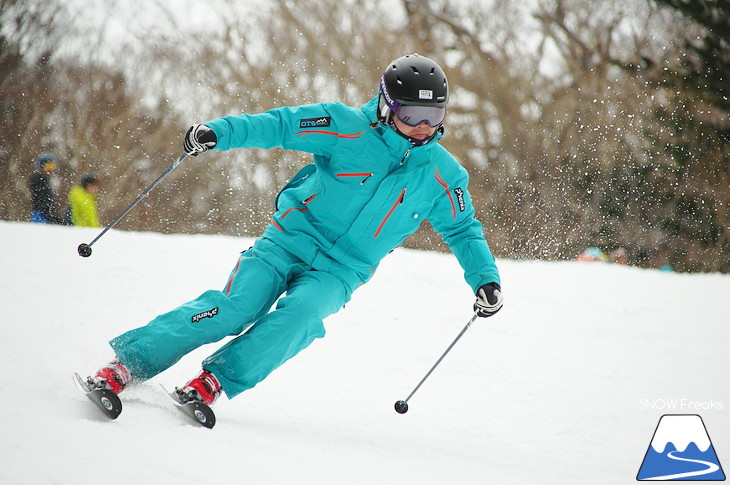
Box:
110, 96, 500, 399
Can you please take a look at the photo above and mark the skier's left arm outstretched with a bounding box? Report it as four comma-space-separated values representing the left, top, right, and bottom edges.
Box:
428, 163, 503, 319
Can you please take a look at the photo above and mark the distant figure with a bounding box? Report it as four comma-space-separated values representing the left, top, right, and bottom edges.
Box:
29, 153, 64, 224
609, 247, 628, 265
577, 247, 608, 262
68, 173, 101, 227
659, 264, 675, 272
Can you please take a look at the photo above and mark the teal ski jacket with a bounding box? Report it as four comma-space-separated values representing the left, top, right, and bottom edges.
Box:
206, 96, 500, 294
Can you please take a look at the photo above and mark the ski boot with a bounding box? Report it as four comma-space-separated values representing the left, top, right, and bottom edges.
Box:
74, 359, 132, 420
91, 359, 133, 394
176, 369, 222, 405
168, 369, 221, 428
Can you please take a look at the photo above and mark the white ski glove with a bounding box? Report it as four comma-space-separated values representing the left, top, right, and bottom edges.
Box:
183, 124, 217, 155
474, 283, 503, 318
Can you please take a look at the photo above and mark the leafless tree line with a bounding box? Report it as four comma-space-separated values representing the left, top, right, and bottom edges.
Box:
1, 0, 727, 272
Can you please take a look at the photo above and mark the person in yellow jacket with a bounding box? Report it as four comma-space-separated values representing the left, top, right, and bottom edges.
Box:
68, 174, 100, 227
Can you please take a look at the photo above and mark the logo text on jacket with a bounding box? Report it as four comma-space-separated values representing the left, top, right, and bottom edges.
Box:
300, 117, 331, 128
454, 188, 466, 212
192, 307, 219, 323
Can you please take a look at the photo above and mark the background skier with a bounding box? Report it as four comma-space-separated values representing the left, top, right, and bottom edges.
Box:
84, 54, 503, 410
29, 153, 64, 224
67, 173, 101, 227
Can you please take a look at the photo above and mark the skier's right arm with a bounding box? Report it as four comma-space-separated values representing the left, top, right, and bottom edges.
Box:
196, 104, 340, 156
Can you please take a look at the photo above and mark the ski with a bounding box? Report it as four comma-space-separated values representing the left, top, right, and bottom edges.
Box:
73, 372, 123, 420
163, 385, 216, 429
73, 372, 215, 427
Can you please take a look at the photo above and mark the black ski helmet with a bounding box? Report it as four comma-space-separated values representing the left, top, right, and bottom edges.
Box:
378, 54, 449, 124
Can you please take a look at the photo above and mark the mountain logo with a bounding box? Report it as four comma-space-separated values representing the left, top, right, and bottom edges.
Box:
637, 414, 725, 481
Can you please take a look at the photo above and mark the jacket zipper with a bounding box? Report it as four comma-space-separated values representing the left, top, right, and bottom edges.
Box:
434, 168, 457, 220
374, 188, 406, 238
336, 172, 373, 184
400, 148, 411, 165
281, 193, 317, 219
273, 193, 317, 231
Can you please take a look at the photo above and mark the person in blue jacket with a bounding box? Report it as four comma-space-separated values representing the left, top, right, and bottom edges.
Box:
29, 153, 65, 224
87, 54, 503, 407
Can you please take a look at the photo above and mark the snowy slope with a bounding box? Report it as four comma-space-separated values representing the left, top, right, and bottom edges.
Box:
1, 220, 728, 484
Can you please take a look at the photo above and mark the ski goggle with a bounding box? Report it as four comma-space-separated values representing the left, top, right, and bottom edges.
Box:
394, 104, 446, 127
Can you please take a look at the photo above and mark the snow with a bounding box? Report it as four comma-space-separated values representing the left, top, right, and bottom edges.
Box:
1, 220, 728, 484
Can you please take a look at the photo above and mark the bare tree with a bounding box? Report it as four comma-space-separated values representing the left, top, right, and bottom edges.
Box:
2, 0, 727, 271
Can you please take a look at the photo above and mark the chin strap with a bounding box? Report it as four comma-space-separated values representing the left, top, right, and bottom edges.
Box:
387, 119, 444, 146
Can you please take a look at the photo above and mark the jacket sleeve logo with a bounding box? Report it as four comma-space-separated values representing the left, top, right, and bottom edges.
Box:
192, 307, 219, 323
299, 117, 331, 128
454, 188, 466, 212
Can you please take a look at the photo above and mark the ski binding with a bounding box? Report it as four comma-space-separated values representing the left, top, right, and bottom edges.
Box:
73, 372, 123, 420
163, 385, 216, 429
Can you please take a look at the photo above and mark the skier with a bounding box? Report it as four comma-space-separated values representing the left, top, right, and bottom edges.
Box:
29, 153, 64, 224
68, 173, 101, 227
86, 54, 503, 412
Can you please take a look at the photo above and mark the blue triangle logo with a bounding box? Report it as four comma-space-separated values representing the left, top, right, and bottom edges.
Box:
637, 414, 726, 481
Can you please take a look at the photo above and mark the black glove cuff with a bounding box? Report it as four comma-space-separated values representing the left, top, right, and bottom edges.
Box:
197, 127, 217, 145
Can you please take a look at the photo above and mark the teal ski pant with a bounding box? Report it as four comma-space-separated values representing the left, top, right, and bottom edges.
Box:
110, 238, 351, 399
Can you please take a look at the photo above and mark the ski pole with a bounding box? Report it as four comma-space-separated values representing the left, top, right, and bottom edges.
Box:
394, 313, 479, 414
77, 152, 190, 257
